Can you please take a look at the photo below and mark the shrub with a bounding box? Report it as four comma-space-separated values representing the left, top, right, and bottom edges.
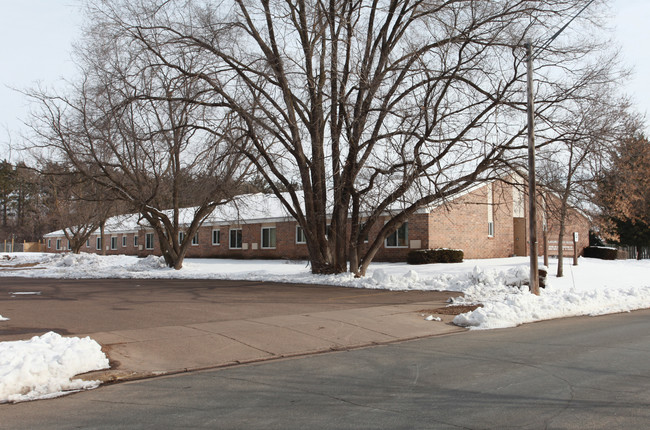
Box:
583, 246, 618, 260
407, 248, 464, 264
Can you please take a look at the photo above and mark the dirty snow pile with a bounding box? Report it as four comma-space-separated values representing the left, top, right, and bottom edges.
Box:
0, 332, 109, 403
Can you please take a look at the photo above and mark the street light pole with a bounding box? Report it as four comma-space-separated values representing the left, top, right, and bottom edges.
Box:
525, 40, 539, 295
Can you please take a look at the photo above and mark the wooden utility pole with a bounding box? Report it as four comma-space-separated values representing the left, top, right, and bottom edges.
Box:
525, 41, 540, 295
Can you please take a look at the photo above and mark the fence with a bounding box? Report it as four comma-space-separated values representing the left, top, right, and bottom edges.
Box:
617, 245, 650, 260
0, 241, 46, 253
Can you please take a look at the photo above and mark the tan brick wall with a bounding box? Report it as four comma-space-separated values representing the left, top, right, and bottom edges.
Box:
423, 181, 515, 259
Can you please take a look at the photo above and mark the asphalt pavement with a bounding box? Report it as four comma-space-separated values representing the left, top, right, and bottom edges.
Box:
0, 277, 465, 381
2, 309, 649, 429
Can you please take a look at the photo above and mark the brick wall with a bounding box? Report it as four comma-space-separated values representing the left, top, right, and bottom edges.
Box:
43, 182, 591, 263
426, 181, 515, 259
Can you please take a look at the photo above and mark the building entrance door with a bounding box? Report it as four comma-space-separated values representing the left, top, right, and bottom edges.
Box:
513, 217, 526, 256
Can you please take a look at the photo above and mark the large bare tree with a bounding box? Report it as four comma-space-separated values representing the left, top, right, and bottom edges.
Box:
80, 0, 613, 275
28, 28, 253, 268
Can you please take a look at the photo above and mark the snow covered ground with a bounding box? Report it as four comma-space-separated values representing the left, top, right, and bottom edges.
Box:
1, 252, 649, 402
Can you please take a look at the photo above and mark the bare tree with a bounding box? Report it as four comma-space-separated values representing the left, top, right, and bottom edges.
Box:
27, 25, 253, 268
536, 60, 636, 276
37, 162, 117, 254
83, 0, 613, 275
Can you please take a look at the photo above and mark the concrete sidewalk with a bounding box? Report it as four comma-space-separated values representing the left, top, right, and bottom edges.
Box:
0, 277, 465, 383
84, 300, 465, 382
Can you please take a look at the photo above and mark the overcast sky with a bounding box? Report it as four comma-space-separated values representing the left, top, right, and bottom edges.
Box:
1, 0, 649, 160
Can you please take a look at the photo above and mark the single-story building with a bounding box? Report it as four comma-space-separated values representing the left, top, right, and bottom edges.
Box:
43, 178, 590, 261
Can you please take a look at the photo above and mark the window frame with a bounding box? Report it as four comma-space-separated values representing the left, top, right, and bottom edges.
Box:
261, 226, 277, 249
212, 229, 221, 246
191, 232, 199, 246
145, 233, 155, 250
385, 222, 409, 248
96, 237, 102, 250
134, 235, 139, 247
295, 225, 306, 244
229, 228, 243, 249
56, 238, 61, 250
110, 236, 118, 250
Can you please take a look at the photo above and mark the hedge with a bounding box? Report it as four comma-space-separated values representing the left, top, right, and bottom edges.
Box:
407, 248, 464, 264
583, 246, 618, 260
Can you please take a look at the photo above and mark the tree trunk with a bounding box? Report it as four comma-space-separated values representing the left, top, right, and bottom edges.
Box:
556, 219, 567, 278
100, 221, 106, 256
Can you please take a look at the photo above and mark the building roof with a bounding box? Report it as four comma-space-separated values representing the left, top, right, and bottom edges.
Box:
44, 182, 494, 238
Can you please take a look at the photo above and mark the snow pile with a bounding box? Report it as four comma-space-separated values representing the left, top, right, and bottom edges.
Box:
0, 332, 109, 403
451, 264, 650, 329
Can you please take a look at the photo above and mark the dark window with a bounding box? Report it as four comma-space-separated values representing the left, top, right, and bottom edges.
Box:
229, 229, 242, 249
261, 227, 276, 249
145, 233, 154, 250
386, 223, 408, 248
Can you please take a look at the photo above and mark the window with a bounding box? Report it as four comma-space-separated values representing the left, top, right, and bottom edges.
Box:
134, 235, 139, 247
296, 226, 306, 244
122, 236, 127, 247
386, 222, 408, 248
178, 231, 185, 245
488, 222, 495, 237
261, 227, 276, 249
111, 237, 117, 250
67, 240, 71, 250
212, 229, 221, 245
191, 233, 199, 246
229, 228, 242, 249
47, 239, 51, 249
56, 239, 61, 250
96, 237, 102, 250
145, 233, 154, 250
86, 239, 90, 248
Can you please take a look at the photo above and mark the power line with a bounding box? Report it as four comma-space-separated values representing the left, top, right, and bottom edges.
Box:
532, 0, 597, 60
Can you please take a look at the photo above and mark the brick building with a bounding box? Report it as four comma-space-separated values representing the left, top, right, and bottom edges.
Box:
43, 178, 590, 261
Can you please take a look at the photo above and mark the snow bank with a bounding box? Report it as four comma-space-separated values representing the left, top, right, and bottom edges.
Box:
0, 332, 109, 403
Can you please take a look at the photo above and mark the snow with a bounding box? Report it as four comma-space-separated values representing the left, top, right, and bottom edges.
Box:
0, 332, 109, 403
1, 252, 649, 402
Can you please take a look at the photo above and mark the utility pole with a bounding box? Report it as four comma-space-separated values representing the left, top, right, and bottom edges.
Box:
522, 1, 595, 295
525, 40, 539, 295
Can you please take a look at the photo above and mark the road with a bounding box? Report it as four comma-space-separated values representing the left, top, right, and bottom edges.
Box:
2, 308, 649, 429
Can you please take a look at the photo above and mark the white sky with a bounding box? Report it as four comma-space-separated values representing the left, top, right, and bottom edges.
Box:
0, 0, 649, 160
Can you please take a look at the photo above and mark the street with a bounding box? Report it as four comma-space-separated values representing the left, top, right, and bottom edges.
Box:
2, 308, 649, 429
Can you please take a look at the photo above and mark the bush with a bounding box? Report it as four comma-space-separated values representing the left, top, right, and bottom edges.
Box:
583, 246, 618, 260
407, 248, 464, 264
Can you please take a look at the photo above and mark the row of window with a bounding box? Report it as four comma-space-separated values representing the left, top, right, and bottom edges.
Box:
48, 223, 414, 251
